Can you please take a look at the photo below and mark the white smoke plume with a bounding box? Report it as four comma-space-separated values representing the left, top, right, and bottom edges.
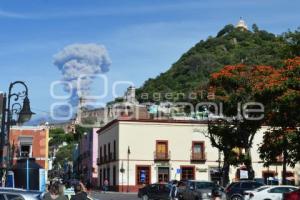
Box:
53, 43, 111, 107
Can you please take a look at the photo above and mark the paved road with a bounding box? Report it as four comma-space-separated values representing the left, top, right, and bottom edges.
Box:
91, 191, 139, 200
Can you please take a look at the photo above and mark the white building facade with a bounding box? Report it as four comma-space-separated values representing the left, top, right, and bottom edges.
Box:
97, 119, 298, 192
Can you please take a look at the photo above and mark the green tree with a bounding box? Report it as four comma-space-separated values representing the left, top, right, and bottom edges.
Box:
206, 119, 244, 186
73, 125, 91, 141
252, 24, 259, 33
53, 143, 75, 169
49, 128, 67, 147
136, 25, 298, 103
283, 28, 300, 57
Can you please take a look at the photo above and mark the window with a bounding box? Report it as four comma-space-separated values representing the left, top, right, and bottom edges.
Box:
104, 144, 107, 161
256, 186, 269, 192
193, 142, 204, 154
6, 194, 23, 200
113, 140, 116, 160
195, 182, 215, 189
157, 141, 167, 153
108, 143, 111, 161
158, 167, 170, 183
192, 141, 205, 160
20, 145, 31, 157
100, 147, 102, 162
155, 141, 168, 160
136, 165, 151, 185
107, 167, 110, 183
241, 182, 261, 189
103, 169, 106, 183
113, 166, 116, 186
181, 166, 195, 180
0, 194, 5, 200
100, 169, 102, 186
269, 187, 294, 193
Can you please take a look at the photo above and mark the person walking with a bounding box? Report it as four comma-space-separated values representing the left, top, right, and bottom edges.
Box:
70, 182, 89, 200
43, 182, 68, 200
169, 180, 178, 200
211, 184, 223, 200
103, 179, 109, 193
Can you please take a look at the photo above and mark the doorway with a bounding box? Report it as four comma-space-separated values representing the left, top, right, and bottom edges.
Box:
158, 167, 169, 183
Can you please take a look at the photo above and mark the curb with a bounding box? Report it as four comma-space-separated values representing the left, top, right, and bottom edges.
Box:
91, 191, 137, 195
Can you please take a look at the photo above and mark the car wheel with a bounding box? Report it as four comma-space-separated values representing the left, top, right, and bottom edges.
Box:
231, 195, 242, 200
142, 195, 149, 200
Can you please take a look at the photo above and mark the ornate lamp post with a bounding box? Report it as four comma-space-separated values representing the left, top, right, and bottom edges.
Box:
0, 81, 35, 182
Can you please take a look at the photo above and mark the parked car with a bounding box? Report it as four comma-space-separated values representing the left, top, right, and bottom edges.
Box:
283, 188, 300, 200
243, 185, 298, 200
225, 181, 264, 200
138, 183, 170, 200
0, 187, 43, 200
179, 180, 225, 200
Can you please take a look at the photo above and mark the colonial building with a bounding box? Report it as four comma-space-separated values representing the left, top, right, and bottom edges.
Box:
77, 86, 149, 127
73, 128, 99, 185
96, 119, 298, 192
10, 126, 49, 169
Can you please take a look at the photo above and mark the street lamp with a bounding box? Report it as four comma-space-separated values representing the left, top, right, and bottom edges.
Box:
120, 161, 125, 192
127, 146, 131, 192
0, 81, 35, 183
18, 96, 35, 124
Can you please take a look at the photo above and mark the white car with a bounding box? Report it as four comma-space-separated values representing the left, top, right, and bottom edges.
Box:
0, 187, 43, 200
243, 185, 298, 200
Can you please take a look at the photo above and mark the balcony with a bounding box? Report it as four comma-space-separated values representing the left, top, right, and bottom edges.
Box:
108, 152, 113, 161
103, 155, 108, 163
190, 152, 207, 162
154, 151, 171, 161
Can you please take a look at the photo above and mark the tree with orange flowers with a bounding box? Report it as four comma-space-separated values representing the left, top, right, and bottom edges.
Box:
207, 57, 300, 185
258, 57, 300, 184
207, 64, 275, 185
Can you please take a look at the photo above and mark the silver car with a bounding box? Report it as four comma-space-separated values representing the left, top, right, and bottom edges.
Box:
0, 187, 42, 200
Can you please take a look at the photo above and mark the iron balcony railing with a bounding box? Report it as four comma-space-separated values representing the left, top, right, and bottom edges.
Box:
154, 151, 171, 161
190, 152, 207, 162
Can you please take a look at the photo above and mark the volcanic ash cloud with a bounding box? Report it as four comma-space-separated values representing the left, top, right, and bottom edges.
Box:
53, 43, 111, 105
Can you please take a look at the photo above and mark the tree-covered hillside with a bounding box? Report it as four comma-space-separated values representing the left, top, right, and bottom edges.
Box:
136, 24, 299, 102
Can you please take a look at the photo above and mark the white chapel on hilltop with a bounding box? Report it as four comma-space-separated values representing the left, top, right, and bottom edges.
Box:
236, 17, 248, 30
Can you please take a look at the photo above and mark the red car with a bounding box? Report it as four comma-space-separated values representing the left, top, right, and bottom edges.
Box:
284, 188, 300, 200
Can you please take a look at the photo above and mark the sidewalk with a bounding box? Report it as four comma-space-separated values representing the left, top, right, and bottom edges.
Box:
90, 190, 139, 200
91, 190, 137, 195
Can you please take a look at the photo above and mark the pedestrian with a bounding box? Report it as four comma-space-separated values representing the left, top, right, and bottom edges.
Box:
103, 179, 109, 193
211, 182, 223, 200
70, 182, 89, 200
43, 182, 68, 200
169, 180, 178, 200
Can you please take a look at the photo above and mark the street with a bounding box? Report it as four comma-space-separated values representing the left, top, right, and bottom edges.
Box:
91, 191, 139, 200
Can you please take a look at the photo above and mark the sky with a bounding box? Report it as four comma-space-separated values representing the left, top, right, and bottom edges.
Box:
0, 0, 299, 122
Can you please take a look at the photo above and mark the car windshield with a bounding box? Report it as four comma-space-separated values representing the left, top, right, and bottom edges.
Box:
195, 182, 215, 189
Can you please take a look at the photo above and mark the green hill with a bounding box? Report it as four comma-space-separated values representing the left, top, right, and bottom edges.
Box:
136, 24, 299, 102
